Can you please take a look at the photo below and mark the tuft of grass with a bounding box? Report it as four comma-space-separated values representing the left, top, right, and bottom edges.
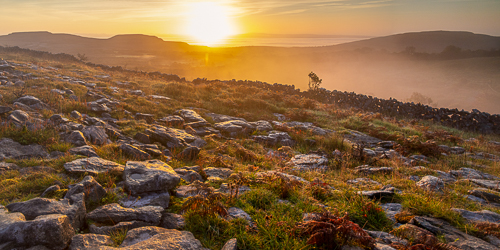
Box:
109, 228, 128, 247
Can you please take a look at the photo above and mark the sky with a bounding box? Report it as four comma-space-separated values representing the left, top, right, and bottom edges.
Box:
1, 0, 499, 41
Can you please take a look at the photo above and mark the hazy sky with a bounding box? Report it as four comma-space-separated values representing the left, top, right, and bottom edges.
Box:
1, 0, 499, 39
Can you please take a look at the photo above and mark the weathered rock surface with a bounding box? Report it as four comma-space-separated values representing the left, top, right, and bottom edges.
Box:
68, 145, 99, 157
0, 212, 74, 250
452, 208, 500, 224
450, 168, 498, 180
120, 192, 170, 209
344, 130, 382, 147
468, 189, 500, 203
161, 213, 186, 230
467, 179, 500, 192
65, 176, 106, 203
380, 203, 402, 223
6, 194, 86, 230
82, 126, 109, 145
204, 167, 233, 180
120, 143, 151, 160
69, 234, 113, 250
65, 131, 88, 146
175, 109, 207, 124
416, 176, 445, 192
410, 216, 497, 250
89, 220, 153, 235
174, 169, 203, 183
214, 120, 255, 137
64, 157, 124, 175
221, 238, 238, 250
119, 226, 205, 249
355, 165, 393, 175
286, 154, 328, 171
86, 203, 163, 225
177, 146, 200, 161
150, 125, 206, 149
227, 207, 252, 223
0, 138, 49, 160
124, 160, 180, 195
359, 190, 395, 200
252, 131, 295, 146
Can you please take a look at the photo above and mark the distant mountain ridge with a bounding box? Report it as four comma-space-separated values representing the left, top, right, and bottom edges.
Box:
1, 30, 499, 54
330, 31, 500, 53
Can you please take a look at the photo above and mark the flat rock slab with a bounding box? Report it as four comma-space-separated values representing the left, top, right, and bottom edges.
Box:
65, 176, 106, 203
286, 154, 328, 171
68, 145, 99, 158
214, 120, 255, 137
355, 165, 393, 175
69, 234, 113, 250
64, 157, 124, 175
90, 220, 153, 235
86, 203, 163, 225
410, 216, 497, 250
450, 168, 498, 180
452, 208, 500, 224
175, 109, 207, 124
120, 192, 170, 209
227, 207, 252, 223
467, 179, 500, 192
0, 138, 49, 160
82, 126, 109, 145
359, 190, 395, 200
344, 130, 382, 147
468, 189, 500, 203
204, 167, 233, 179
124, 160, 180, 195
150, 125, 206, 149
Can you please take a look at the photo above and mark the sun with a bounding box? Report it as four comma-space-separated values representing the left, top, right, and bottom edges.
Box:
184, 2, 237, 46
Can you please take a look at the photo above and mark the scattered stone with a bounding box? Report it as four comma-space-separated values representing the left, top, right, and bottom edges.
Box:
120, 143, 151, 160
380, 203, 402, 223
221, 238, 237, 250
120, 192, 170, 209
177, 146, 200, 161
86, 203, 163, 225
467, 179, 500, 192
174, 169, 204, 183
227, 207, 252, 223
416, 176, 444, 192
89, 220, 153, 235
161, 213, 186, 230
159, 115, 185, 126
286, 154, 328, 171
410, 216, 497, 250
118, 226, 204, 249
359, 190, 395, 200
65, 176, 106, 203
452, 208, 500, 224
214, 120, 255, 137
205, 113, 246, 123
64, 157, 124, 175
355, 165, 393, 175
135, 113, 155, 123
133, 132, 151, 144
204, 167, 233, 180
468, 189, 500, 203
347, 178, 381, 186
123, 160, 180, 195
68, 145, 99, 157
0, 213, 74, 250
248, 120, 273, 131
218, 183, 251, 195
14, 95, 43, 106
175, 109, 207, 124
175, 184, 199, 198
87, 101, 111, 113
150, 125, 206, 149
65, 131, 88, 146
450, 168, 498, 180
82, 126, 109, 145
69, 234, 113, 250
0, 138, 49, 160
344, 130, 382, 147
0, 106, 12, 114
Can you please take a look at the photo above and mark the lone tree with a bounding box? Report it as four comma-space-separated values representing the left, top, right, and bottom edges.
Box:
308, 71, 322, 91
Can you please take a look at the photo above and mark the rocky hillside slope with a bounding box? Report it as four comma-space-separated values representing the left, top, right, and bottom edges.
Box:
0, 49, 500, 250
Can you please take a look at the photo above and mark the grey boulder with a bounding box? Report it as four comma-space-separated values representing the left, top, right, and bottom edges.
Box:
65, 130, 88, 146
64, 157, 124, 175
65, 176, 106, 203
0, 138, 49, 160
82, 126, 109, 145
86, 203, 163, 225
124, 160, 180, 195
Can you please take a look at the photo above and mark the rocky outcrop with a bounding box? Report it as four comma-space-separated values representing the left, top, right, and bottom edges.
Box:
120, 143, 151, 160
65, 131, 88, 146
150, 125, 206, 149
6, 194, 86, 230
123, 160, 180, 195
0, 211, 74, 250
82, 126, 109, 145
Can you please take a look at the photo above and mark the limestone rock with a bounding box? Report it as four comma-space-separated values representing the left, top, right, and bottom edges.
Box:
82, 126, 109, 145
0, 213, 74, 250
161, 213, 186, 230
68, 145, 99, 158
119, 227, 204, 249
452, 208, 500, 224
450, 168, 498, 180
90, 220, 153, 235
86, 203, 163, 225
204, 167, 233, 180
227, 207, 252, 223
65, 130, 88, 146
6, 194, 86, 230
124, 160, 180, 195
64, 157, 124, 175
120, 143, 151, 160
175, 109, 207, 124
214, 120, 255, 137
286, 154, 328, 171
416, 176, 444, 192
69, 234, 113, 250
150, 125, 206, 149
221, 238, 237, 250
65, 176, 106, 203
120, 192, 170, 209
177, 146, 200, 161
0, 138, 49, 160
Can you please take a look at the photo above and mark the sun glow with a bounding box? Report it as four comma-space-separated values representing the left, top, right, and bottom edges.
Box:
184, 1, 237, 46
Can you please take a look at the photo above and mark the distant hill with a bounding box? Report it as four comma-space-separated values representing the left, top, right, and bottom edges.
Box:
329, 31, 500, 53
